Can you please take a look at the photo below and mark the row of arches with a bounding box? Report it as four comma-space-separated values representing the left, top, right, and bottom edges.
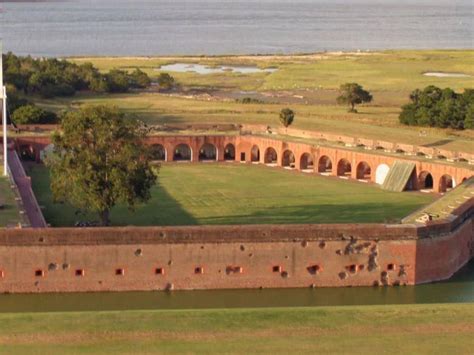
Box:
150, 143, 236, 162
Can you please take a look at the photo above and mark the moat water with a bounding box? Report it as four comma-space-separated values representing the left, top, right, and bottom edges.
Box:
0, 259, 472, 313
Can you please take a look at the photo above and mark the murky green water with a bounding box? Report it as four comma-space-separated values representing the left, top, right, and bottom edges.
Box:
0, 260, 472, 313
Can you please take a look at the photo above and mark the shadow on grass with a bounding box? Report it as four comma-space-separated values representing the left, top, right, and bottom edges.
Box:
421, 139, 453, 148
195, 202, 426, 225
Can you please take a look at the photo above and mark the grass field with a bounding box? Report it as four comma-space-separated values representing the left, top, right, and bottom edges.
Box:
0, 303, 473, 354
0, 176, 22, 228
27, 162, 434, 227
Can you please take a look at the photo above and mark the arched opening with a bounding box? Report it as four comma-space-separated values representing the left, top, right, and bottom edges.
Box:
150, 144, 166, 161
300, 153, 314, 171
199, 143, 217, 161
282, 150, 295, 168
439, 175, 455, 193
264, 147, 278, 165
19, 145, 36, 161
337, 159, 352, 177
224, 144, 235, 161
356, 161, 372, 180
173, 144, 192, 162
375, 164, 390, 185
251, 145, 260, 162
318, 155, 332, 174
418, 171, 433, 190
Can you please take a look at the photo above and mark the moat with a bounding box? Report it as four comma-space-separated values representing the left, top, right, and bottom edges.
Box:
0, 260, 472, 313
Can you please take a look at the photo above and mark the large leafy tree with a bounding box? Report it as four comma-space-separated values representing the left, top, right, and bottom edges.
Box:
46, 105, 157, 226
279, 108, 295, 128
337, 83, 373, 113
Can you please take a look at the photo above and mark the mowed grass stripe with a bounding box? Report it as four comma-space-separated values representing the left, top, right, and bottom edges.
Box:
0, 304, 473, 354
27, 163, 434, 227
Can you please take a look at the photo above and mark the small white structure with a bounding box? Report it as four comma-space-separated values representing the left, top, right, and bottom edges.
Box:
375, 164, 390, 185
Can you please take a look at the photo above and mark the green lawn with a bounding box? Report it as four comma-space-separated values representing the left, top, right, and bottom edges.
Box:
0, 176, 22, 227
27, 163, 434, 227
0, 304, 473, 354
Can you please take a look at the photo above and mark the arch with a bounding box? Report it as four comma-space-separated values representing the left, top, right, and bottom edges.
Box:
418, 171, 433, 189
375, 164, 390, 185
251, 145, 260, 162
356, 161, 372, 180
300, 153, 314, 171
282, 150, 296, 168
150, 144, 167, 161
173, 144, 192, 162
199, 143, 217, 161
438, 174, 455, 193
19, 145, 36, 161
224, 144, 235, 161
318, 155, 332, 174
337, 158, 352, 177
264, 147, 278, 165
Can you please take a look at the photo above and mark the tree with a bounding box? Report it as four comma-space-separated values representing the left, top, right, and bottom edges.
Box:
157, 73, 175, 91
46, 105, 157, 226
11, 104, 57, 124
336, 83, 373, 113
105, 69, 130, 93
279, 108, 295, 129
130, 68, 151, 89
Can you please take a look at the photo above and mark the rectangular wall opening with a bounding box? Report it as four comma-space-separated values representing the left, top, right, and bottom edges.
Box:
155, 267, 165, 275
75, 269, 85, 277
115, 268, 125, 276
35, 269, 44, 277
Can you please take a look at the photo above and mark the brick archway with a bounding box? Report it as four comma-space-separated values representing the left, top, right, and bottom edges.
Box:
264, 147, 278, 164
356, 161, 372, 181
173, 144, 193, 162
318, 155, 333, 174
375, 164, 390, 185
224, 144, 236, 161
438, 174, 455, 193
150, 144, 167, 161
337, 159, 352, 177
418, 171, 433, 189
300, 153, 314, 171
199, 143, 218, 161
251, 145, 260, 162
282, 150, 296, 168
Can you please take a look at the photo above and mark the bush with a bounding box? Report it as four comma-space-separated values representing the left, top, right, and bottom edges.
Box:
399, 86, 474, 130
157, 73, 175, 91
11, 105, 58, 124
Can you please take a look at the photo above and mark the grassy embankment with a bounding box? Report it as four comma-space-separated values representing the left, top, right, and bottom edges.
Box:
27, 163, 434, 227
0, 304, 473, 354
31, 50, 474, 152
0, 176, 22, 227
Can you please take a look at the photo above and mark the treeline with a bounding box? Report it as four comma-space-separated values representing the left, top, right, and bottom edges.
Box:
399, 86, 474, 130
3, 52, 151, 98
3, 52, 152, 124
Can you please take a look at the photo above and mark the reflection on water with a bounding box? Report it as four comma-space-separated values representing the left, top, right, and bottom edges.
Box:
1, 260, 472, 313
157, 63, 277, 74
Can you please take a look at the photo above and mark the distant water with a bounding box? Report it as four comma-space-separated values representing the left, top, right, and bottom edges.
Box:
0, 0, 472, 57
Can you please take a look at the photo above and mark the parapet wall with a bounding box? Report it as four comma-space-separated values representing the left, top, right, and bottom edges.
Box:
0, 201, 471, 293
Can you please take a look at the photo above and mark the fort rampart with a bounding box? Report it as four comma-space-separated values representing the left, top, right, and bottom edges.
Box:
0, 200, 471, 293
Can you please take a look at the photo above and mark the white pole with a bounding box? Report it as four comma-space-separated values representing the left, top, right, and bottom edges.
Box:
2, 86, 6, 177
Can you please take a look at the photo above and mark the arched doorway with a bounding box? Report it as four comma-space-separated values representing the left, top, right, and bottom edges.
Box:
439, 175, 455, 193
150, 144, 166, 161
318, 156, 332, 174
282, 150, 296, 168
418, 171, 433, 190
19, 145, 36, 161
264, 147, 278, 165
337, 159, 352, 177
300, 153, 314, 171
375, 164, 390, 185
251, 145, 260, 162
173, 144, 192, 161
356, 161, 371, 181
199, 143, 217, 161
224, 144, 235, 161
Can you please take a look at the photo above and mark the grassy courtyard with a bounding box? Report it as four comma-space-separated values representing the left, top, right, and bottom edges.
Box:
0, 176, 22, 228
27, 162, 434, 227
0, 303, 472, 354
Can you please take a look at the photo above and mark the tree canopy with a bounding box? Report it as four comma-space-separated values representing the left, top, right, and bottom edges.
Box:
11, 104, 58, 125
279, 108, 295, 128
399, 86, 474, 130
336, 83, 373, 113
46, 105, 157, 226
